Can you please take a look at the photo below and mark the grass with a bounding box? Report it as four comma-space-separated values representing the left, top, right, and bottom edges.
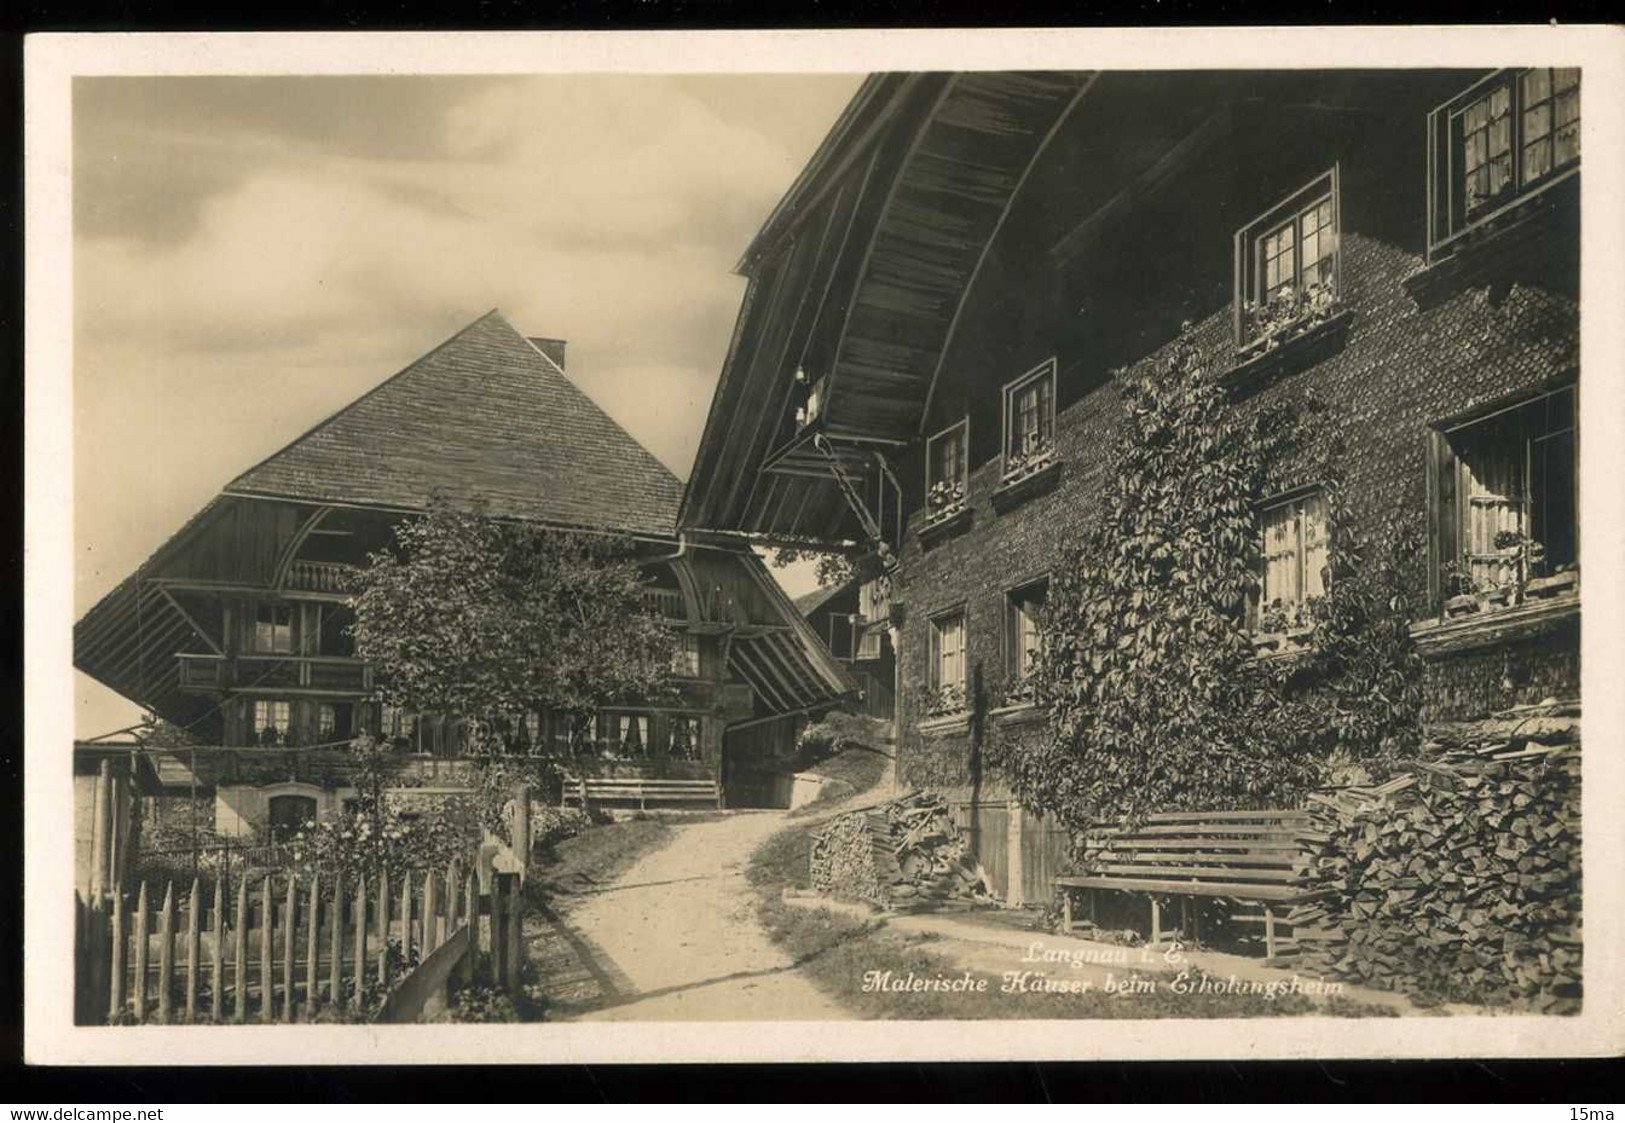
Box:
525, 815, 680, 915
745, 820, 1398, 1020
788, 714, 893, 817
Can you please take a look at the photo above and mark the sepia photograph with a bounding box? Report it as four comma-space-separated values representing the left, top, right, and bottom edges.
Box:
22, 28, 1625, 1067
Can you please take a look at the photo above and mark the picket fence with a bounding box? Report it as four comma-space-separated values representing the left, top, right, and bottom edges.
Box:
75, 859, 526, 1025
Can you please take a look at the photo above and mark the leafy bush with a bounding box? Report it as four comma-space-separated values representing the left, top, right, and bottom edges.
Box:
795, 712, 891, 770
286, 803, 466, 881
530, 805, 595, 852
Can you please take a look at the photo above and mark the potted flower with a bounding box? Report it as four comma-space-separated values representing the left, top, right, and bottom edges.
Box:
923, 681, 969, 718
1442, 554, 1479, 616
926, 478, 967, 524
1242, 279, 1340, 357
1004, 433, 1054, 483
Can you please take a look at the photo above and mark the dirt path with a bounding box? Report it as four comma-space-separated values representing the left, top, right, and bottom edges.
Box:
547, 812, 851, 1021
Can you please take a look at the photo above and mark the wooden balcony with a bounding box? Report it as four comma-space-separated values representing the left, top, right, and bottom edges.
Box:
641, 587, 687, 621
284, 559, 358, 594
176, 652, 373, 694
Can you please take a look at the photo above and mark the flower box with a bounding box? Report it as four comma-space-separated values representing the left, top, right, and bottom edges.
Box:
1444, 594, 1480, 618
917, 503, 971, 545
1002, 440, 1055, 485
1525, 569, 1579, 601
1223, 307, 1354, 392
991, 456, 1062, 513
1252, 627, 1313, 657
923, 682, 969, 719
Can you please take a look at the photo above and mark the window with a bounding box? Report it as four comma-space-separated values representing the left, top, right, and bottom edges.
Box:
858, 576, 890, 624
1235, 169, 1340, 349
1429, 69, 1582, 255
252, 699, 291, 746
1431, 387, 1577, 602
1461, 83, 1513, 215
668, 716, 700, 761
557, 713, 597, 757
670, 633, 701, 677
1256, 492, 1329, 632
855, 627, 883, 661
1261, 197, 1335, 303
253, 604, 294, 654
925, 419, 969, 523
268, 795, 318, 843
316, 702, 352, 741
1006, 581, 1048, 685
611, 714, 650, 758
1002, 360, 1056, 480
1520, 68, 1581, 185
927, 609, 968, 716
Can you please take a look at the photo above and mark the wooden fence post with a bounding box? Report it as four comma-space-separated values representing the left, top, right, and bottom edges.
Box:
210, 880, 224, 1022
131, 881, 148, 1024
90, 759, 112, 904
461, 872, 476, 987
283, 875, 297, 1022
376, 871, 390, 991
489, 875, 507, 991
232, 878, 248, 1024
108, 885, 125, 1025
503, 872, 522, 993
444, 859, 460, 939
328, 872, 342, 1008
352, 874, 367, 1010
511, 784, 531, 869
259, 875, 272, 1024
306, 872, 320, 1021
423, 870, 440, 955
399, 870, 413, 969
185, 877, 200, 1022
157, 883, 175, 1024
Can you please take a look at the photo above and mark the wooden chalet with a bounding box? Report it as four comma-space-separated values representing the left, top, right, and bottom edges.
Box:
681, 71, 1581, 905
74, 310, 853, 877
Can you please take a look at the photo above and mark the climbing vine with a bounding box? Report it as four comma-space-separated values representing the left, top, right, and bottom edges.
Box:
986, 322, 1422, 840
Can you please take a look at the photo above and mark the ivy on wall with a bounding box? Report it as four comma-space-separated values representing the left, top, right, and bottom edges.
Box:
987, 323, 1423, 839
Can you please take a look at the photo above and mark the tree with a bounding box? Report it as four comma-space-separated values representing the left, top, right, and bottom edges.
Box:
769, 546, 859, 589
348, 504, 677, 754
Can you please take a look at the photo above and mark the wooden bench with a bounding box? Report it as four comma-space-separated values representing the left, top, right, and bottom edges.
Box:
567, 776, 720, 811
1054, 809, 1320, 961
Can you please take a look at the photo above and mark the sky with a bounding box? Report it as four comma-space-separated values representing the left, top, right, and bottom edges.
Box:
73, 73, 861, 737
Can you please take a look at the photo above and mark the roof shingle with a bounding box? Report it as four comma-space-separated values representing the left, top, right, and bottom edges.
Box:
227, 310, 684, 537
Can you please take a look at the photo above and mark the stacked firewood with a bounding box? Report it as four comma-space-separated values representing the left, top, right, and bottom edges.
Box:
810, 791, 993, 910
1290, 698, 1580, 1011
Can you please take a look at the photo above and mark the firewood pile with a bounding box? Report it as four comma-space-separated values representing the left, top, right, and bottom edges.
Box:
809, 791, 993, 910
1290, 698, 1580, 1011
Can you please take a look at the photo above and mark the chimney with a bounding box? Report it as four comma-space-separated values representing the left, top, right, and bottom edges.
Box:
528, 337, 568, 371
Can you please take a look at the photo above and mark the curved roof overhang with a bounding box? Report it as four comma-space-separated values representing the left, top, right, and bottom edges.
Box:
681, 70, 1097, 546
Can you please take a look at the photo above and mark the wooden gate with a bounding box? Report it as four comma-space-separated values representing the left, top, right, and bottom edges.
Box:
949, 799, 1071, 906
950, 800, 1010, 899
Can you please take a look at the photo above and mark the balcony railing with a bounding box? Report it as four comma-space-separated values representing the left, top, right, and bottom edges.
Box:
285, 560, 358, 594
641, 587, 687, 621
177, 652, 372, 693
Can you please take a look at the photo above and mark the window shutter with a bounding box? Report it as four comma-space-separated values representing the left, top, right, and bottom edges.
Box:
1427, 428, 1459, 612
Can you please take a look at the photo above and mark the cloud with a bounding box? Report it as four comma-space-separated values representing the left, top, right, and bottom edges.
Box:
72, 72, 864, 736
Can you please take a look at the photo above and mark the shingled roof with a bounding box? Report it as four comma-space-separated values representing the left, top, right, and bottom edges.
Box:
226, 310, 684, 538
792, 581, 850, 618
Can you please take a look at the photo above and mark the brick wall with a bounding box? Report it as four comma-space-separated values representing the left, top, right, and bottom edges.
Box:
895, 233, 1579, 795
